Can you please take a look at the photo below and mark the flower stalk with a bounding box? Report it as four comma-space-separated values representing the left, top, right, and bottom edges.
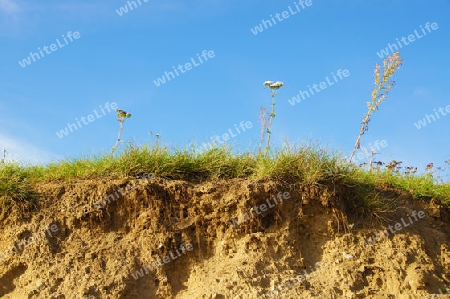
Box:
262, 81, 284, 156
110, 109, 131, 157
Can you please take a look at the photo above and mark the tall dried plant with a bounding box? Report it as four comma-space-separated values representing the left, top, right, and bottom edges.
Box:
349, 52, 403, 163
258, 106, 270, 152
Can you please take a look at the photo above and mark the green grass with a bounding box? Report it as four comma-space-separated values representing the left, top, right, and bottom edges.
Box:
0, 162, 38, 220
1, 144, 449, 218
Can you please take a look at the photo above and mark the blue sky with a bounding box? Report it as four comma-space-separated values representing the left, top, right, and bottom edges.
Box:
1, 0, 449, 179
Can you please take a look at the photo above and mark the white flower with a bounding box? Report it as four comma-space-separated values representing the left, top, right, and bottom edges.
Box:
270, 81, 284, 88
264, 81, 284, 89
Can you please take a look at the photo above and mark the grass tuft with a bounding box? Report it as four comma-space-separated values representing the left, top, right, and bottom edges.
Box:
0, 163, 38, 220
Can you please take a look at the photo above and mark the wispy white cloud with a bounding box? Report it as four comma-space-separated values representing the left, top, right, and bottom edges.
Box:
0, 0, 25, 36
0, 0, 228, 37
0, 133, 59, 164
0, 0, 20, 16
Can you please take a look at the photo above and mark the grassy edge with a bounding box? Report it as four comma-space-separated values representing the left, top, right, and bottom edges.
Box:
1, 144, 449, 218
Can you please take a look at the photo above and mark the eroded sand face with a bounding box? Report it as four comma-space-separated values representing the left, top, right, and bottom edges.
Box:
0, 177, 449, 298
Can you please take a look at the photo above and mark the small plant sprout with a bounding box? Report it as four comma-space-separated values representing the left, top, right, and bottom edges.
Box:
349, 52, 403, 164
110, 109, 131, 157
262, 80, 284, 155
1, 148, 5, 165
148, 131, 161, 147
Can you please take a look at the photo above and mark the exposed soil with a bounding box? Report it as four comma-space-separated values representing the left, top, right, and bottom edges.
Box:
0, 176, 449, 298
